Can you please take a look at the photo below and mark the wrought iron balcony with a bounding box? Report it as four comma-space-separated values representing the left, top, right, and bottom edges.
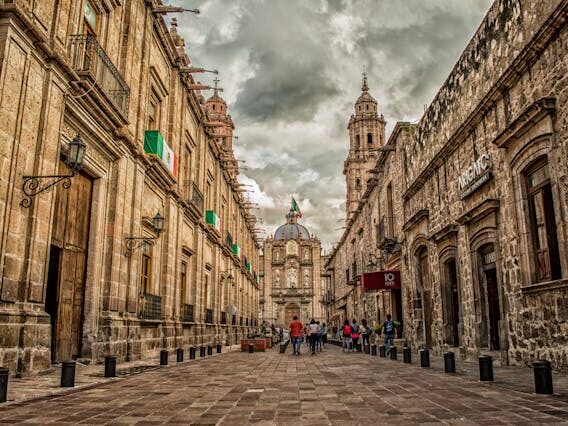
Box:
68, 34, 130, 118
188, 180, 204, 214
140, 293, 161, 320
182, 304, 194, 322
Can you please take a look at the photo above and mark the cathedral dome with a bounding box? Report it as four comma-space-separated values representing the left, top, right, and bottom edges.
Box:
274, 210, 310, 241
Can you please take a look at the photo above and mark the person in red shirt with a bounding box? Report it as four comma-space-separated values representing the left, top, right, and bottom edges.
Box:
289, 316, 303, 356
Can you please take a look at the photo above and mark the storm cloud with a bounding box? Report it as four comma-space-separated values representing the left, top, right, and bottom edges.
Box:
174, 0, 493, 249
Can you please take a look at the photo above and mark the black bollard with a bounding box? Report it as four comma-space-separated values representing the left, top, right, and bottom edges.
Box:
217, 344, 222, 354
0, 367, 8, 403
419, 349, 430, 368
379, 345, 386, 357
104, 356, 117, 378
364, 345, 370, 355
403, 346, 412, 364
60, 360, 76, 387
533, 360, 553, 394
280, 343, 286, 353
444, 352, 455, 373
249, 344, 254, 353
207, 345, 213, 356
371, 344, 377, 356
390, 346, 397, 360
177, 348, 184, 362
189, 347, 196, 359
200, 346, 205, 357
479, 355, 493, 381
160, 350, 168, 366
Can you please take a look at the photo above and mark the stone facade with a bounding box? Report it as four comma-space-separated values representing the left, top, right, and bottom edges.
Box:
327, 0, 568, 370
260, 210, 326, 326
0, 0, 260, 375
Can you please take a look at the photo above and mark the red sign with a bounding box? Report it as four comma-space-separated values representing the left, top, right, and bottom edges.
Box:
361, 270, 401, 291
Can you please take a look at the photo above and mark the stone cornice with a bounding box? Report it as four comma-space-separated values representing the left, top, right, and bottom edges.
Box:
456, 199, 500, 226
402, 209, 429, 232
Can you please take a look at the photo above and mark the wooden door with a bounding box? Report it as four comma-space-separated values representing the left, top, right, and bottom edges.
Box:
485, 268, 500, 351
50, 161, 92, 361
284, 305, 300, 326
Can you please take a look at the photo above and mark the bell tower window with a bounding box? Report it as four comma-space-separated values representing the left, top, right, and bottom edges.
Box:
367, 133, 373, 145
355, 135, 360, 149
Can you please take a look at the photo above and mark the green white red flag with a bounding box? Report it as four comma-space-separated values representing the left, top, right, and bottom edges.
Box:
291, 197, 302, 219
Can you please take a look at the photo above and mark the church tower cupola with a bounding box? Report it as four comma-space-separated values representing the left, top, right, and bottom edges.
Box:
343, 71, 386, 220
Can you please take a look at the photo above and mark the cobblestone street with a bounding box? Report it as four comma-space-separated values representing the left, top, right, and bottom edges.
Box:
1, 345, 568, 425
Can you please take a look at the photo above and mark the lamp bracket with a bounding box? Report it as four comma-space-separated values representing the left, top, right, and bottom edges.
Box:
21, 173, 75, 208
124, 236, 157, 256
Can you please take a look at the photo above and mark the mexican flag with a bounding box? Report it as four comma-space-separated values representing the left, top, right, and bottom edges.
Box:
291, 197, 302, 219
144, 131, 178, 177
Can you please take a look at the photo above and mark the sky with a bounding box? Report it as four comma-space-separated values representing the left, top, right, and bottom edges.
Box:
172, 0, 493, 251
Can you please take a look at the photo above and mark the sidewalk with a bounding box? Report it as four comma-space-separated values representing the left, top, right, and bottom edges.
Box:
2, 344, 242, 405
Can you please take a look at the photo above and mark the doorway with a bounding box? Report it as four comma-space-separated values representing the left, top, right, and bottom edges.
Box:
284, 303, 300, 326
444, 259, 460, 346
485, 267, 500, 350
392, 289, 403, 338
47, 161, 93, 362
416, 247, 432, 347
478, 244, 501, 351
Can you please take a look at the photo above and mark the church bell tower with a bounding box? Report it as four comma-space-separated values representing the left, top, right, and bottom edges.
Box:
343, 73, 386, 221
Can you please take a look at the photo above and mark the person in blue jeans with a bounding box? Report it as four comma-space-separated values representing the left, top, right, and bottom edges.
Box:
383, 314, 395, 355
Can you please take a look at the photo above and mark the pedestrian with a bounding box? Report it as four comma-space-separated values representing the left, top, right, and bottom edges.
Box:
320, 322, 328, 348
383, 314, 395, 355
308, 319, 320, 355
352, 319, 360, 352
332, 325, 338, 340
340, 319, 352, 352
289, 315, 303, 356
361, 319, 371, 352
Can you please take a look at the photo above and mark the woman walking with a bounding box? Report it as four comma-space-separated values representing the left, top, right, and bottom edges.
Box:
340, 319, 352, 352
308, 319, 320, 355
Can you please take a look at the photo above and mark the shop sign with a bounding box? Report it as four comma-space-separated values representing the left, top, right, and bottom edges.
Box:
361, 270, 401, 292
458, 154, 492, 199
482, 250, 496, 265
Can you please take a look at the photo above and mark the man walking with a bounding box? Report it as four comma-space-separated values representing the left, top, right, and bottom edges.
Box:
289, 315, 303, 356
383, 314, 395, 355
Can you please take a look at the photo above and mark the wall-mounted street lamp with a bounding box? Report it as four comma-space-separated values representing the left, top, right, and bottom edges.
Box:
21, 134, 86, 208
366, 252, 379, 272
124, 213, 165, 256
221, 268, 234, 286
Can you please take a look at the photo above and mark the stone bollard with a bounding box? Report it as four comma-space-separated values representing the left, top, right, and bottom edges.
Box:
189, 347, 196, 359
419, 349, 430, 368
104, 356, 117, 378
200, 346, 206, 357
249, 344, 254, 353
207, 345, 213, 356
403, 346, 412, 364
217, 344, 222, 354
0, 367, 8, 403
533, 360, 553, 394
60, 360, 76, 387
479, 355, 493, 381
444, 352, 456, 373
379, 345, 386, 357
160, 350, 168, 366
371, 344, 377, 356
177, 348, 184, 362
390, 346, 397, 360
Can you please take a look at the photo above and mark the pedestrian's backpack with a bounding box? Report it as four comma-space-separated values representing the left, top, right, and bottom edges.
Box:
385, 320, 394, 334
343, 325, 352, 336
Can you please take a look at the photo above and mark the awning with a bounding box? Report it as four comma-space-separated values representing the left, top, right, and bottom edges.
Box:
361, 270, 401, 291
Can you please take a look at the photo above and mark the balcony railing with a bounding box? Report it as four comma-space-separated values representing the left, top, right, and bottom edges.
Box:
187, 181, 204, 214
205, 309, 214, 324
140, 294, 161, 320
182, 304, 194, 323
68, 34, 130, 117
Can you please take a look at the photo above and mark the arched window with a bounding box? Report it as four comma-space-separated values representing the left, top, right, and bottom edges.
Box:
524, 157, 561, 282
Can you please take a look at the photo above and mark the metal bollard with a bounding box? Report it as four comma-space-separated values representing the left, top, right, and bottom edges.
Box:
533, 360, 553, 394
403, 346, 412, 364
379, 345, 386, 357
390, 346, 397, 360
364, 345, 370, 354
104, 355, 117, 378
419, 349, 430, 368
0, 367, 8, 403
444, 352, 455, 373
371, 344, 377, 356
479, 355, 493, 381
207, 345, 213, 356
177, 348, 184, 362
217, 344, 222, 354
160, 350, 168, 366
200, 346, 205, 357
189, 347, 196, 359
60, 360, 76, 387
249, 344, 254, 353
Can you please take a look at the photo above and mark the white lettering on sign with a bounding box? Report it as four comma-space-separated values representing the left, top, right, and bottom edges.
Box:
483, 251, 496, 265
385, 272, 396, 287
458, 154, 492, 199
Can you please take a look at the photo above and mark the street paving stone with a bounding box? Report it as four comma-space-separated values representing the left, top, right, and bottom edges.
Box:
1, 345, 568, 425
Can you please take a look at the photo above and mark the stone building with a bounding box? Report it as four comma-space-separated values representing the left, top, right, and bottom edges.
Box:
0, 0, 260, 375
259, 209, 326, 326
327, 0, 568, 370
